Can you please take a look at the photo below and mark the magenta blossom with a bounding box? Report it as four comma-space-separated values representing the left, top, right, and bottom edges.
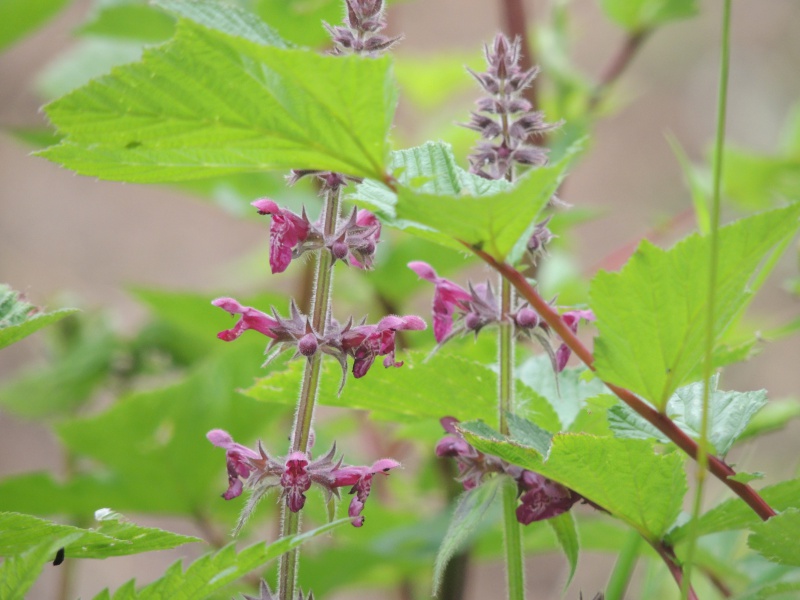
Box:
212, 297, 280, 342
554, 309, 595, 371
252, 198, 315, 274
515, 470, 579, 525
341, 314, 426, 378
207, 429, 400, 529
408, 261, 472, 342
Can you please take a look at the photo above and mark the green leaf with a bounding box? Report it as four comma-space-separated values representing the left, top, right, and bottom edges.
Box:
0, 538, 76, 600
460, 426, 687, 540
97, 519, 348, 599
39, 20, 396, 182
516, 355, 608, 430
668, 479, 800, 542
547, 512, 580, 587
393, 141, 583, 262
0, 284, 77, 350
608, 376, 767, 456
590, 205, 800, 409
78, 2, 176, 43
727, 472, 764, 484
255, 0, 341, 47
748, 509, 800, 566
432, 478, 502, 594
0, 0, 68, 52
723, 147, 800, 209
667, 133, 710, 235
739, 399, 800, 442
598, 0, 698, 31
0, 511, 198, 558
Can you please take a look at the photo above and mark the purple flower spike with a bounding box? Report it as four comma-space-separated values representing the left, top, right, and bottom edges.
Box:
408, 261, 472, 342
207, 429, 260, 500
555, 309, 595, 371
333, 458, 400, 527
251, 199, 314, 274
212, 297, 280, 342
341, 314, 427, 378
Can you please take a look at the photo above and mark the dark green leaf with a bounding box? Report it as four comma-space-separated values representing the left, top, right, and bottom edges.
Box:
748, 509, 800, 566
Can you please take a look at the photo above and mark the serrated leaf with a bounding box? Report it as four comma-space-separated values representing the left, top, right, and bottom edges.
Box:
39, 20, 396, 182
590, 205, 800, 409
460, 426, 687, 540
668, 479, 800, 543
0, 0, 68, 52
608, 376, 767, 456
728, 472, 764, 484
0, 511, 198, 559
0, 284, 77, 350
0, 537, 76, 600
392, 141, 583, 262
748, 509, 800, 566
432, 477, 502, 594
517, 355, 608, 430
548, 511, 579, 587
97, 519, 347, 600
599, 0, 698, 31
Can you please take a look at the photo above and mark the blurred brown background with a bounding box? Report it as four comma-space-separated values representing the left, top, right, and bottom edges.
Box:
1, 0, 799, 598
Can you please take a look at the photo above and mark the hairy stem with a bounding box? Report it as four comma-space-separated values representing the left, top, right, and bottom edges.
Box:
683, 2, 733, 597
605, 529, 643, 600
278, 185, 342, 600
589, 29, 650, 111
466, 246, 777, 522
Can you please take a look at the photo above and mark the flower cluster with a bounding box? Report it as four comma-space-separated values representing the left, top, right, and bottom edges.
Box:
435, 418, 578, 525
252, 199, 381, 274
464, 33, 560, 181
212, 297, 425, 386
324, 0, 402, 57
208, 430, 399, 529
408, 261, 593, 371
242, 580, 314, 600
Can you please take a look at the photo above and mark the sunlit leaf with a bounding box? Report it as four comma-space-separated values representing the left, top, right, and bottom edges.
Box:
0, 284, 77, 351
748, 509, 800, 567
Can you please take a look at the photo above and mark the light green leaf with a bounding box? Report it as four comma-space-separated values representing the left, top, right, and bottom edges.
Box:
255, 0, 341, 47
0, 537, 77, 600
590, 205, 800, 409
39, 21, 396, 182
668, 479, 800, 543
517, 355, 608, 430
0, 284, 77, 350
748, 509, 800, 566
78, 2, 175, 43
727, 472, 764, 484
96, 519, 348, 600
393, 141, 583, 262
722, 147, 800, 209
599, 0, 698, 31
739, 399, 800, 442
608, 376, 767, 456
0, 511, 198, 558
432, 478, 502, 594
0, 0, 69, 52
460, 426, 687, 540
548, 511, 579, 587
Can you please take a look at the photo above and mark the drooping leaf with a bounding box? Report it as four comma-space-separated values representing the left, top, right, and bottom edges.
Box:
460, 425, 687, 540
39, 19, 396, 183
547, 511, 580, 587
598, 0, 698, 31
0, 511, 199, 559
0, 284, 77, 350
748, 509, 800, 567
668, 479, 800, 543
0, 537, 77, 600
0, 0, 69, 52
432, 477, 502, 594
94, 519, 348, 600
608, 376, 767, 456
590, 205, 800, 409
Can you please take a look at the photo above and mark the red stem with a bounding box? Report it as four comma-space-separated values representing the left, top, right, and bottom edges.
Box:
589, 30, 650, 111
651, 541, 699, 600
467, 244, 777, 522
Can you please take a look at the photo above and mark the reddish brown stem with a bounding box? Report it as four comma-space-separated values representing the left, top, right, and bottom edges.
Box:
500, 0, 538, 109
651, 541, 698, 600
467, 244, 777, 522
589, 30, 650, 111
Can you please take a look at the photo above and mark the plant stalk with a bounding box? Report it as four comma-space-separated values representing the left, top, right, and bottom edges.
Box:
466, 245, 777, 522
278, 185, 342, 600
682, 1, 733, 597
605, 529, 643, 600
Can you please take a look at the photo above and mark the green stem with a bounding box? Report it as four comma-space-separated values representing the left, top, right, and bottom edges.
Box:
682, 2, 732, 597
606, 530, 643, 600
278, 185, 341, 600
498, 276, 524, 600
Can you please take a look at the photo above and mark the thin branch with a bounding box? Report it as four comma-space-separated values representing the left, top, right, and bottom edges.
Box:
466, 244, 777, 522
589, 30, 651, 111
650, 540, 698, 600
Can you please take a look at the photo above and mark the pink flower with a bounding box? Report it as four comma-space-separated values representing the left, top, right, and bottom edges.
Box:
341, 314, 426, 378
281, 452, 312, 512
408, 261, 472, 342
252, 199, 313, 274
332, 458, 400, 527
207, 429, 260, 500
554, 309, 595, 371
347, 209, 381, 269
515, 471, 578, 525
211, 297, 280, 341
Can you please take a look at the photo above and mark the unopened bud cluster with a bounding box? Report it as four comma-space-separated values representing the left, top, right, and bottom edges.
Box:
324, 0, 402, 56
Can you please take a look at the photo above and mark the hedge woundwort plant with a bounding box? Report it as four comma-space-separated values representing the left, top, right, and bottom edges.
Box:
4, 0, 799, 599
